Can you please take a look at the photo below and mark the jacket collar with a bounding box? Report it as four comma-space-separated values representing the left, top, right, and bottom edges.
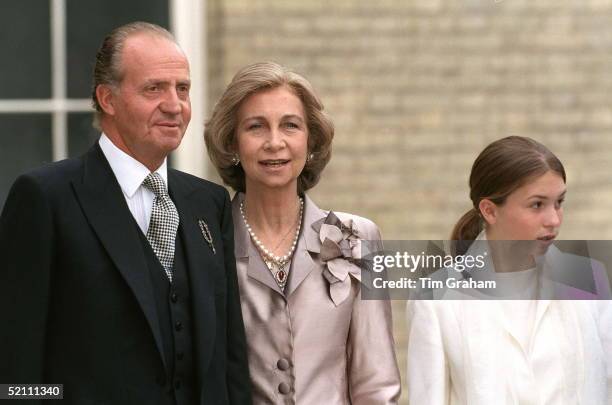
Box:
73, 144, 218, 379
72, 143, 167, 370
232, 192, 327, 296
232, 193, 327, 257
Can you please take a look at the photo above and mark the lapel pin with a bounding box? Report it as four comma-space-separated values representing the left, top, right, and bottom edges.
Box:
198, 219, 216, 254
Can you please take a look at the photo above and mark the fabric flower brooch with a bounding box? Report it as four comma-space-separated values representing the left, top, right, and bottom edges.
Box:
312, 211, 365, 306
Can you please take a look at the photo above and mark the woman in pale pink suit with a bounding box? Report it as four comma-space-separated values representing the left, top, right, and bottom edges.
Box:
205, 62, 400, 404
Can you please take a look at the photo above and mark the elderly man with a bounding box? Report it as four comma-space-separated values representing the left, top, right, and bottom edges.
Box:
0, 22, 251, 405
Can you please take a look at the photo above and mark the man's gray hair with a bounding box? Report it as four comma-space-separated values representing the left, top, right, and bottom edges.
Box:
91, 22, 176, 130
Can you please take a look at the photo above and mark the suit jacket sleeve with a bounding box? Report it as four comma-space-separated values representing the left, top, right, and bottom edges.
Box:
0, 174, 53, 393
406, 300, 450, 405
220, 190, 253, 404
347, 221, 401, 404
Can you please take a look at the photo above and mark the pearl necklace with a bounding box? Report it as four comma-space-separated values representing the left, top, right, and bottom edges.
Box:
240, 197, 304, 290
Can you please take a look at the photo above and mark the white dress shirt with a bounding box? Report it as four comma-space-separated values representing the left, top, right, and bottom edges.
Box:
98, 134, 168, 235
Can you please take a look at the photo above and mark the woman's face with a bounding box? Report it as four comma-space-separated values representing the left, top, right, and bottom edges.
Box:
484, 170, 566, 251
235, 85, 308, 194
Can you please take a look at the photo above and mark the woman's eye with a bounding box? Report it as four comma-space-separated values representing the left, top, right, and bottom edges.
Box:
531, 201, 543, 209
247, 123, 262, 130
285, 122, 299, 129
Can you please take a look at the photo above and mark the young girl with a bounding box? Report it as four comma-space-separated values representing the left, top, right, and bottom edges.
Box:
407, 136, 612, 404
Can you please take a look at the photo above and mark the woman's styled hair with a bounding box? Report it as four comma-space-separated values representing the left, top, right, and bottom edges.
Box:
204, 61, 334, 194
451, 136, 566, 242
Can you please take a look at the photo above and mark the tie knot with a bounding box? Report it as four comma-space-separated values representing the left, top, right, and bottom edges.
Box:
142, 172, 167, 197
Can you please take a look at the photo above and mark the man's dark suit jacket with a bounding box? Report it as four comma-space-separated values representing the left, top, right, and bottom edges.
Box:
0, 144, 252, 404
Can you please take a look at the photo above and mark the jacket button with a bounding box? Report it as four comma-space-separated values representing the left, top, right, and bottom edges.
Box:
170, 292, 178, 303
177, 351, 184, 360
277, 358, 290, 371
278, 382, 291, 395
174, 380, 181, 390
175, 321, 183, 331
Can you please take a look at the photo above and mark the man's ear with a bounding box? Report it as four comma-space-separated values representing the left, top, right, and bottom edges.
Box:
96, 84, 116, 116
478, 198, 498, 226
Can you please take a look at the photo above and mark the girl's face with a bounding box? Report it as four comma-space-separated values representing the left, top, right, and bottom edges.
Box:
483, 170, 566, 252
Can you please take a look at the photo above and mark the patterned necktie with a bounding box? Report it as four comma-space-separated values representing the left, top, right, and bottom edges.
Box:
142, 172, 179, 282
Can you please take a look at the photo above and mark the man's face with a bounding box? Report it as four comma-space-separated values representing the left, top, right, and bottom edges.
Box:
105, 33, 191, 169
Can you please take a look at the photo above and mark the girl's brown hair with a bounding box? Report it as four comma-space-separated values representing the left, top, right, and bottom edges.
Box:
451, 136, 566, 242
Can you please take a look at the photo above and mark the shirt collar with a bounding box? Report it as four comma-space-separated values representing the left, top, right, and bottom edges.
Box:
98, 133, 168, 198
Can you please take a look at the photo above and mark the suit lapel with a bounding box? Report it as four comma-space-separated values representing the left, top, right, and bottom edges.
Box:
247, 248, 284, 295
285, 195, 326, 297
231, 193, 326, 297
169, 171, 217, 377
532, 299, 551, 340
71, 144, 166, 369
232, 194, 283, 295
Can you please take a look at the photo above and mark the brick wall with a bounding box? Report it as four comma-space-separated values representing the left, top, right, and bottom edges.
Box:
206, 1, 612, 402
